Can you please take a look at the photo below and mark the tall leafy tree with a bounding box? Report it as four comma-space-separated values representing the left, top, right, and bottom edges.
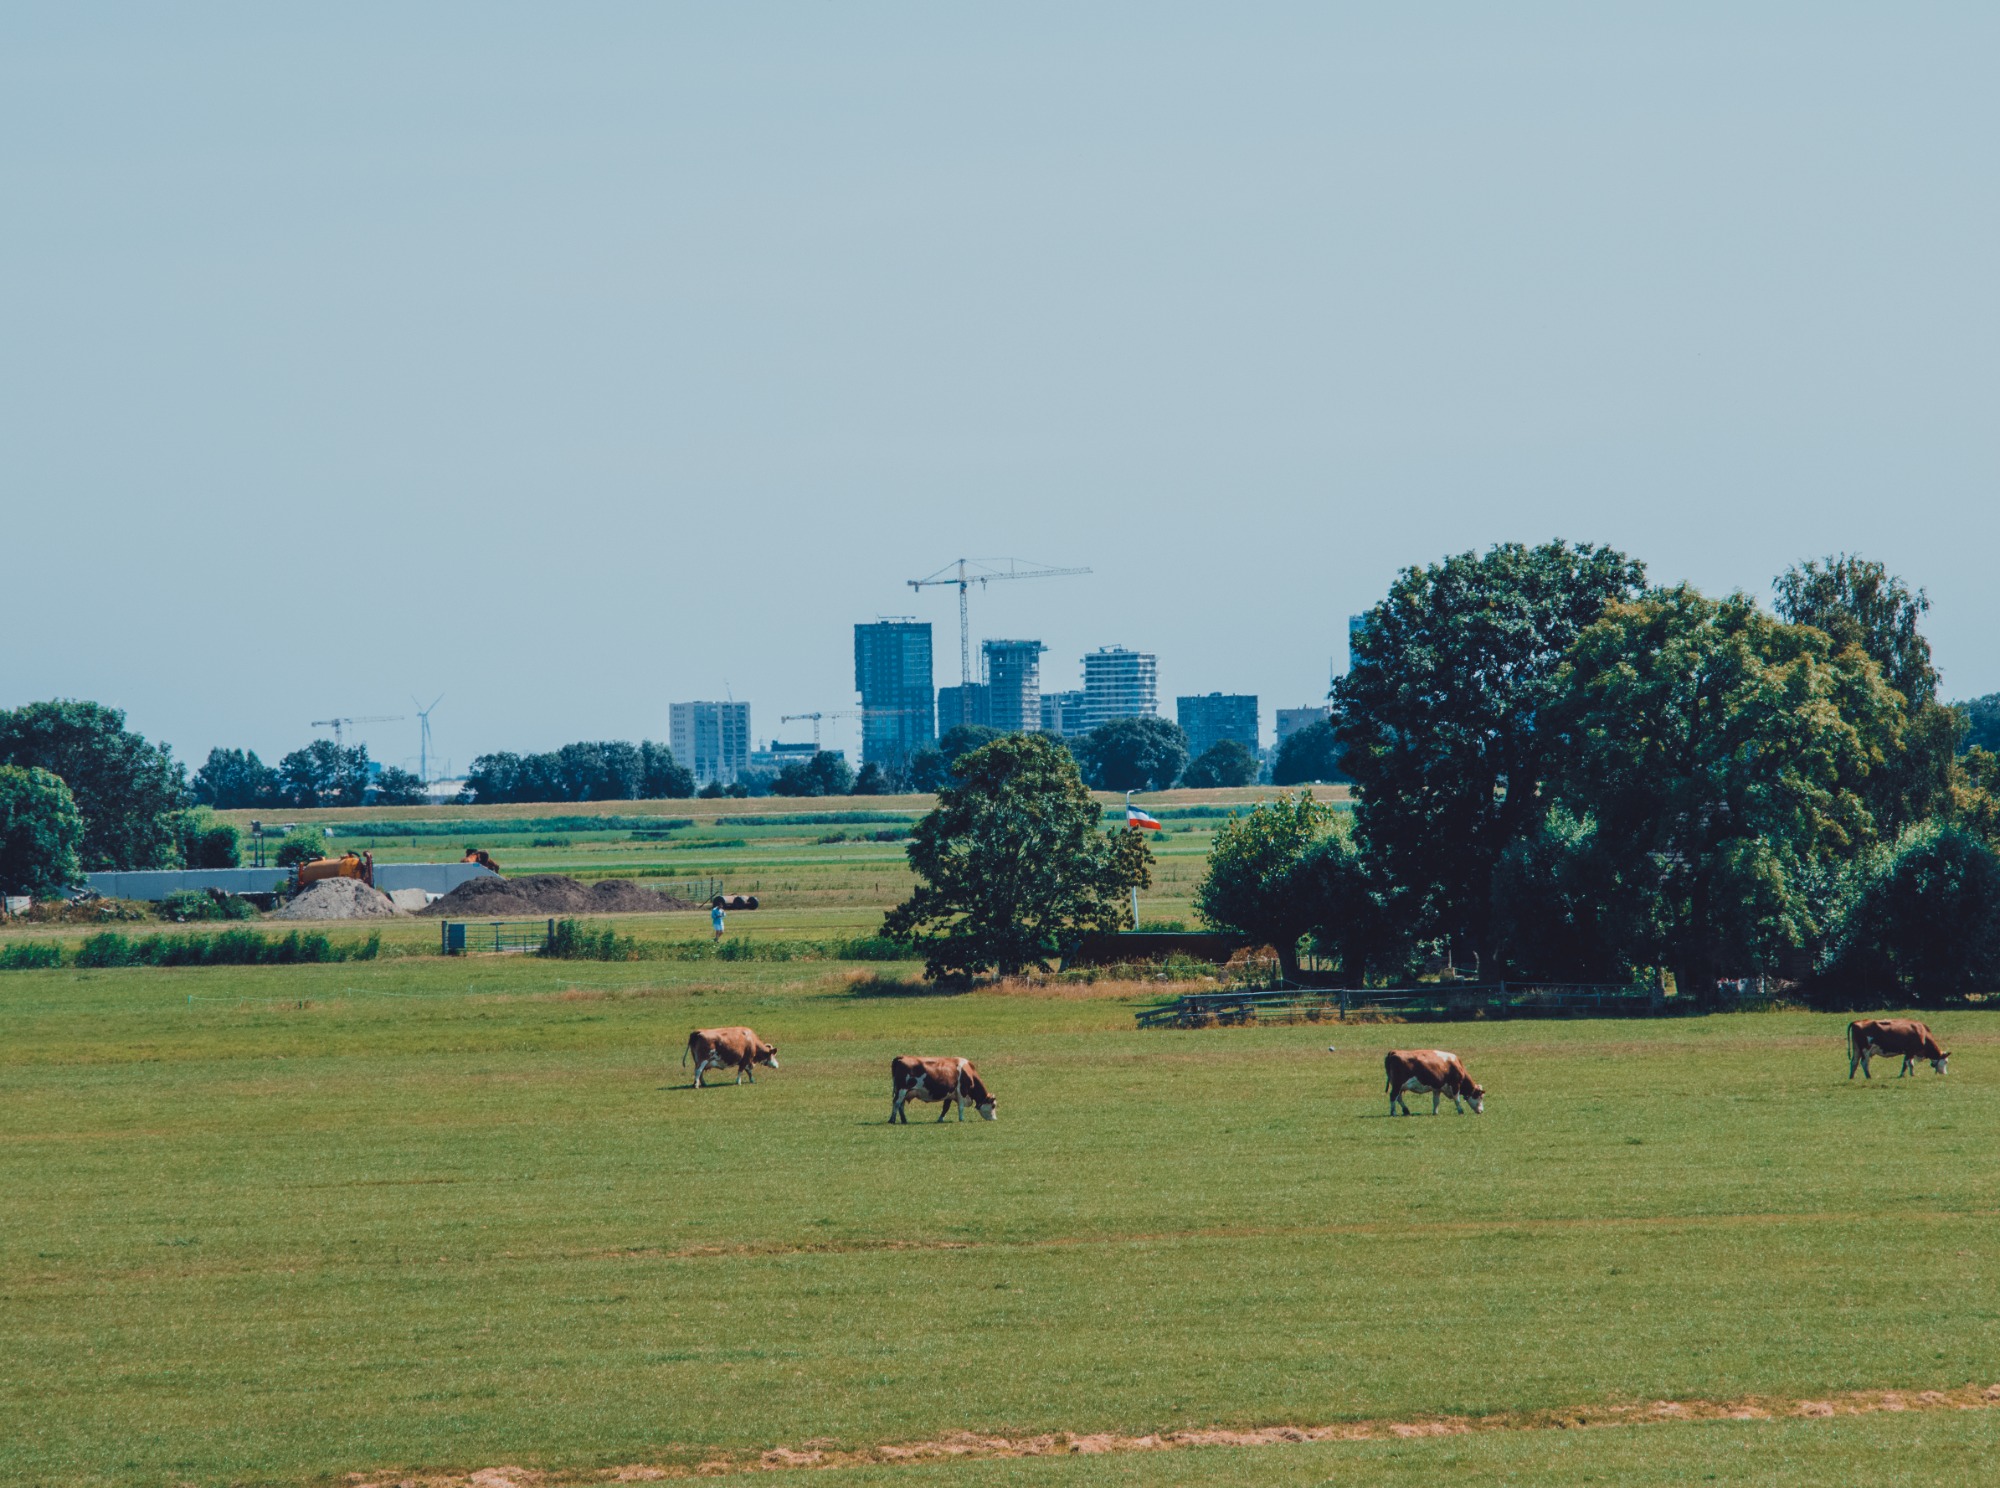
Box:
192, 748, 278, 809
1332, 541, 1647, 971
1182, 738, 1261, 788
1774, 554, 1958, 832
885, 733, 1151, 978
0, 765, 86, 896
1269, 719, 1344, 785
0, 700, 188, 870
1826, 824, 2000, 1003
639, 741, 695, 799
1195, 793, 1336, 979
1078, 716, 1190, 792
1964, 694, 2000, 754
277, 741, 371, 808
371, 767, 427, 805
771, 751, 856, 797
1548, 587, 1903, 1003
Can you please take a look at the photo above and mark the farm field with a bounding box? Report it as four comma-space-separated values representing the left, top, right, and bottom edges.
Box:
4, 943, 1997, 1486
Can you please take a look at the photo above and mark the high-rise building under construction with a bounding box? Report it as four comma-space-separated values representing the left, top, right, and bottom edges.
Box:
981, 639, 1045, 734
1082, 646, 1158, 730
854, 620, 935, 765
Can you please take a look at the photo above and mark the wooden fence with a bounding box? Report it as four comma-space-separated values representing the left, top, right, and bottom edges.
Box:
1135, 981, 1664, 1029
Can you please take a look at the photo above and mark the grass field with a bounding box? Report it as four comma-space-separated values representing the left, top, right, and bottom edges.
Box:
5, 928, 1998, 1486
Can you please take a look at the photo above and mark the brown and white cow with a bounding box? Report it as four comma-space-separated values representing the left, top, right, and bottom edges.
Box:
682, 1026, 779, 1087
1385, 1049, 1485, 1116
1848, 1019, 1949, 1080
889, 1056, 997, 1123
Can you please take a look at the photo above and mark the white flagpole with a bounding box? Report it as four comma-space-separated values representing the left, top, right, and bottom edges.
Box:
1126, 790, 1140, 928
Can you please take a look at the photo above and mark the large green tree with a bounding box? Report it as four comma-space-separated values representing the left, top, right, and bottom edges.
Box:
1827, 824, 2000, 1003
1548, 587, 1904, 1004
1773, 554, 1958, 832
1332, 540, 1647, 972
884, 733, 1151, 979
1182, 738, 1261, 789
0, 700, 187, 871
192, 748, 278, 809
0, 765, 86, 896
1195, 792, 1342, 979
1269, 719, 1344, 785
277, 741, 372, 808
1078, 716, 1190, 792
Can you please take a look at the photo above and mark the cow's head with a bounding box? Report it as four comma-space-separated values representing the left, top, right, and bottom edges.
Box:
1932, 1050, 1949, 1075
757, 1043, 780, 1070
1462, 1078, 1485, 1114
976, 1096, 998, 1121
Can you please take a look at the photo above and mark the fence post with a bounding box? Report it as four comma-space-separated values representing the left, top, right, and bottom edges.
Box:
547, 918, 555, 952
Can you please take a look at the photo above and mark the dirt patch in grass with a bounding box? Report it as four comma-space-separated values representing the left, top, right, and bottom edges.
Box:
346, 1384, 2000, 1483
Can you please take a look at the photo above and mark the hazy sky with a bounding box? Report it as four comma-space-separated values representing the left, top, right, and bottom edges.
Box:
5, 5, 1995, 776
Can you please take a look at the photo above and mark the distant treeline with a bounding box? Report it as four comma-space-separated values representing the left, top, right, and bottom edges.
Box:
464, 742, 694, 804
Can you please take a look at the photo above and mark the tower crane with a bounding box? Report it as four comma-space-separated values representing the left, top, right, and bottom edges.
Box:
908, 558, 1091, 688
310, 714, 405, 748
783, 708, 914, 749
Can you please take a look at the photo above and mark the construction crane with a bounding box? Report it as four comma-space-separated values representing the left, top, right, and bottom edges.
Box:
310, 714, 404, 748
782, 708, 918, 749
908, 557, 1091, 688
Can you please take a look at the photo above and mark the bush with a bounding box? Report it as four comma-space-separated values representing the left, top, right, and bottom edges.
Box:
172, 810, 242, 868
0, 942, 63, 970
74, 929, 378, 967
157, 889, 259, 923
274, 830, 326, 868
541, 919, 636, 960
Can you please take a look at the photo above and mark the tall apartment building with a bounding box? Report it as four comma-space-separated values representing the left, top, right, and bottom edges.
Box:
936, 683, 991, 733
1177, 693, 1258, 759
1081, 647, 1158, 730
1276, 704, 1332, 744
981, 639, 1046, 734
854, 620, 935, 766
1040, 690, 1088, 737
669, 700, 751, 785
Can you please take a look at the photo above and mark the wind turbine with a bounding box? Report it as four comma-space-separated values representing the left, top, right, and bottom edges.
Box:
412, 694, 443, 783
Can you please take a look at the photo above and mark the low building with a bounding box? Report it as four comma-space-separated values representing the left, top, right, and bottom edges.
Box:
1040, 690, 1089, 737
1276, 705, 1331, 744
1177, 693, 1258, 759
936, 683, 992, 733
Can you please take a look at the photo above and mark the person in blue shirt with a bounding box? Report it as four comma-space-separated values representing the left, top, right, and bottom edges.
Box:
711, 901, 725, 942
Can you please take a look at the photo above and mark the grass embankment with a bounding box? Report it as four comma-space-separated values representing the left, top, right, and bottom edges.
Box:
3, 949, 1995, 1486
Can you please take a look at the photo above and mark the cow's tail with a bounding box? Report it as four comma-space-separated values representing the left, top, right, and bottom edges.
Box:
681, 1034, 692, 1068
1847, 1021, 1861, 1077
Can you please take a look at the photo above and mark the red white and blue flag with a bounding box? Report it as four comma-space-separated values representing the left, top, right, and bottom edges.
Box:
1126, 803, 1163, 831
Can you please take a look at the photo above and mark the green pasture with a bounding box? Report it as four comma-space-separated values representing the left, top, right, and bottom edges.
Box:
200, 786, 1341, 918
4, 945, 1996, 1486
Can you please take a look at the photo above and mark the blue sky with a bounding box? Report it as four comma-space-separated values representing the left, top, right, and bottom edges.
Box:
5, 5, 1995, 775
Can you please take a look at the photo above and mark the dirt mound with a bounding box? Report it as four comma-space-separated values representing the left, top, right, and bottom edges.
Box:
416, 874, 698, 917
274, 878, 399, 920
385, 888, 432, 913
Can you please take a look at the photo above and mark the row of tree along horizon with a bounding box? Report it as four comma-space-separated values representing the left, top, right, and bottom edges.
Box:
878, 545, 2000, 1009
4, 543, 2000, 921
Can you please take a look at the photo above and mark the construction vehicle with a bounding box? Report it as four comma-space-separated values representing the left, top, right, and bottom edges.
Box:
462, 847, 500, 874
295, 851, 374, 890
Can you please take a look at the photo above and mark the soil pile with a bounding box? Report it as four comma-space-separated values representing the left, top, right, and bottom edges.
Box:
275, 879, 399, 920
416, 874, 699, 917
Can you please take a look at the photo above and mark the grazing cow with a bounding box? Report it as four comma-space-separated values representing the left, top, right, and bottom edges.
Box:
889, 1056, 997, 1123
1384, 1049, 1485, 1116
1848, 1019, 1949, 1080
682, 1026, 779, 1088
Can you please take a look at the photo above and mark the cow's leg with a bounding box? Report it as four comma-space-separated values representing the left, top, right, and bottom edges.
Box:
1900, 1055, 1914, 1078
890, 1088, 905, 1123
693, 1056, 710, 1088
1858, 1048, 1872, 1080
937, 1096, 953, 1122
1432, 1088, 1442, 1115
